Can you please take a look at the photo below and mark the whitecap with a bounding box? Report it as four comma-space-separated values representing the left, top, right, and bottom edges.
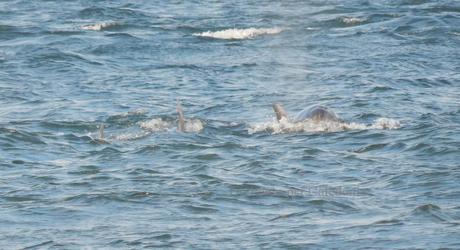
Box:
248, 117, 400, 134
81, 22, 117, 31
193, 27, 283, 40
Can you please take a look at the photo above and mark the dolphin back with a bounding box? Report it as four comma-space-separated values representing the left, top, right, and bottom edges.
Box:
294, 105, 340, 122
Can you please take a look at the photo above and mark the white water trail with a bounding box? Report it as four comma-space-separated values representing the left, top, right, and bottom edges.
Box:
248, 117, 400, 134
340, 17, 366, 25
139, 118, 203, 133
193, 27, 283, 40
81, 22, 118, 31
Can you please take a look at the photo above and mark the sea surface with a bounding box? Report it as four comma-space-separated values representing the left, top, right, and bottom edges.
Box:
1, 0, 460, 248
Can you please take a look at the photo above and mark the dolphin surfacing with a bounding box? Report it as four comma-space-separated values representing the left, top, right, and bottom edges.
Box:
273, 103, 288, 121
94, 123, 109, 144
273, 103, 340, 122
177, 101, 185, 132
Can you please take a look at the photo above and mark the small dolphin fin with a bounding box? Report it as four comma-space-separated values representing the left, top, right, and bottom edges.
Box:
94, 123, 108, 144
99, 123, 104, 140
177, 100, 185, 132
273, 103, 288, 121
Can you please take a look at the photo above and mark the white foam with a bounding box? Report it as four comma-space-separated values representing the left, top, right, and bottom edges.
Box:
114, 131, 151, 141
340, 17, 365, 25
138, 118, 172, 132
184, 119, 204, 133
248, 117, 400, 134
193, 27, 283, 40
369, 118, 401, 130
138, 118, 204, 133
81, 22, 117, 31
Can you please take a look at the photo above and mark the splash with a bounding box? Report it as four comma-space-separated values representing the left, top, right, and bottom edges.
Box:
248, 117, 400, 134
138, 118, 203, 133
113, 131, 151, 141
193, 27, 283, 40
81, 22, 118, 31
340, 17, 366, 25
138, 118, 172, 132
368, 118, 401, 130
184, 119, 204, 133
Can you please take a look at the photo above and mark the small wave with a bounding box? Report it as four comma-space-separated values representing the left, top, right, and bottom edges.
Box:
47, 159, 73, 167
0, 127, 47, 144
81, 22, 118, 31
408, 204, 455, 223
117, 109, 148, 117
248, 117, 400, 134
193, 27, 282, 40
22, 240, 55, 250
106, 109, 148, 125
340, 17, 366, 25
138, 118, 203, 133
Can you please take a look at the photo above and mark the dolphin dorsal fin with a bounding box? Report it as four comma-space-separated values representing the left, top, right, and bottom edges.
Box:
177, 101, 185, 132
273, 103, 288, 121
99, 123, 104, 140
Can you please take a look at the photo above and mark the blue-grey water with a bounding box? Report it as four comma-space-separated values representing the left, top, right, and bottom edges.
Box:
1, 0, 460, 248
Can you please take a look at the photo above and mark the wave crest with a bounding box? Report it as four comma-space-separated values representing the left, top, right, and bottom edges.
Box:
193, 27, 282, 40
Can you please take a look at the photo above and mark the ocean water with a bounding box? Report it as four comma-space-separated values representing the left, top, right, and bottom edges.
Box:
1, 0, 460, 248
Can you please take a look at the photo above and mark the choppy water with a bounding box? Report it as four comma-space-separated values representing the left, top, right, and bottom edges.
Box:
1, 0, 460, 248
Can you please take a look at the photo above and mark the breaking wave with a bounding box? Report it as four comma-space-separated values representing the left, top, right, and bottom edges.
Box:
248, 117, 400, 134
193, 27, 283, 40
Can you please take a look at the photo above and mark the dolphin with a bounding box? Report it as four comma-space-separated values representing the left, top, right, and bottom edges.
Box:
99, 123, 105, 139
273, 103, 341, 122
94, 123, 109, 143
177, 101, 185, 132
93, 102, 188, 142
